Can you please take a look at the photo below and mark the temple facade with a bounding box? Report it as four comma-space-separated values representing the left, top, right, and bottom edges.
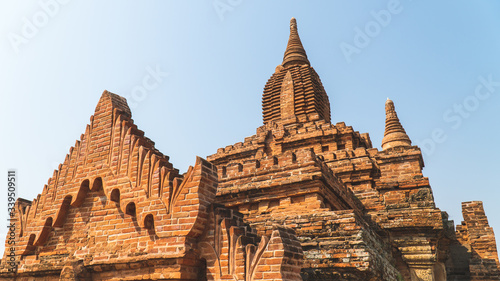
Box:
1, 18, 499, 281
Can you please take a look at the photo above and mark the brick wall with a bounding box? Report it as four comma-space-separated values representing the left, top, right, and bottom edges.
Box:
0, 91, 302, 281
455, 201, 500, 280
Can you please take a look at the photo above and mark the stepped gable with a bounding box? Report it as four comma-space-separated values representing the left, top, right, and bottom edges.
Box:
0, 91, 303, 281
263, 18, 331, 125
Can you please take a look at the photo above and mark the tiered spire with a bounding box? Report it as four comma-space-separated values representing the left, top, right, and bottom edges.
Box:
381, 99, 412, 150
262, 18, 331, 125
282, 17, 310, 68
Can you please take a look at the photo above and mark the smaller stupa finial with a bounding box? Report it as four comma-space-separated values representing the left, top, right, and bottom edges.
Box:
282, 17, 310, 68
381, 99, 412, 150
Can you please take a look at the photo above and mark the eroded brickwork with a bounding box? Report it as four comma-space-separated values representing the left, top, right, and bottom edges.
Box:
0, 91, 302, 281
451, 201, 500, 280
207, 18, 499, 281
1, 17, 499, 281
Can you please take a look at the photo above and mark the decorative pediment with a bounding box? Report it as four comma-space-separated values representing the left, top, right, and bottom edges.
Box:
9, 91, 218, 265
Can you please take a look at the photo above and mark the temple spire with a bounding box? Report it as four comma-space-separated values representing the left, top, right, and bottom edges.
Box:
282, 17, 310, 68
382, 99, 412, 150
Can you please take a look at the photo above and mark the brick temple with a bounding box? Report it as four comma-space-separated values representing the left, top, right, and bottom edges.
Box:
1, 18, 499, 281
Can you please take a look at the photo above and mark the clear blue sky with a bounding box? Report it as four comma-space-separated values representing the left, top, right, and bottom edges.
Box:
1, 1, 499, 256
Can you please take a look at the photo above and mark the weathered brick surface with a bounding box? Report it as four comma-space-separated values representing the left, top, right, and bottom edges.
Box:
207, 18, 500, 281
449, 201, 500, 281
198, 206, 303, 281
263, 18, 330, 125
0, 91, 301, 281
247, 210, 401, 281
1, 17, 499, 281
208, 101, 447, 280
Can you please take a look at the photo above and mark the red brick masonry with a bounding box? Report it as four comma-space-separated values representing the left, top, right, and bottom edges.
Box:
1, 18, 498, 281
